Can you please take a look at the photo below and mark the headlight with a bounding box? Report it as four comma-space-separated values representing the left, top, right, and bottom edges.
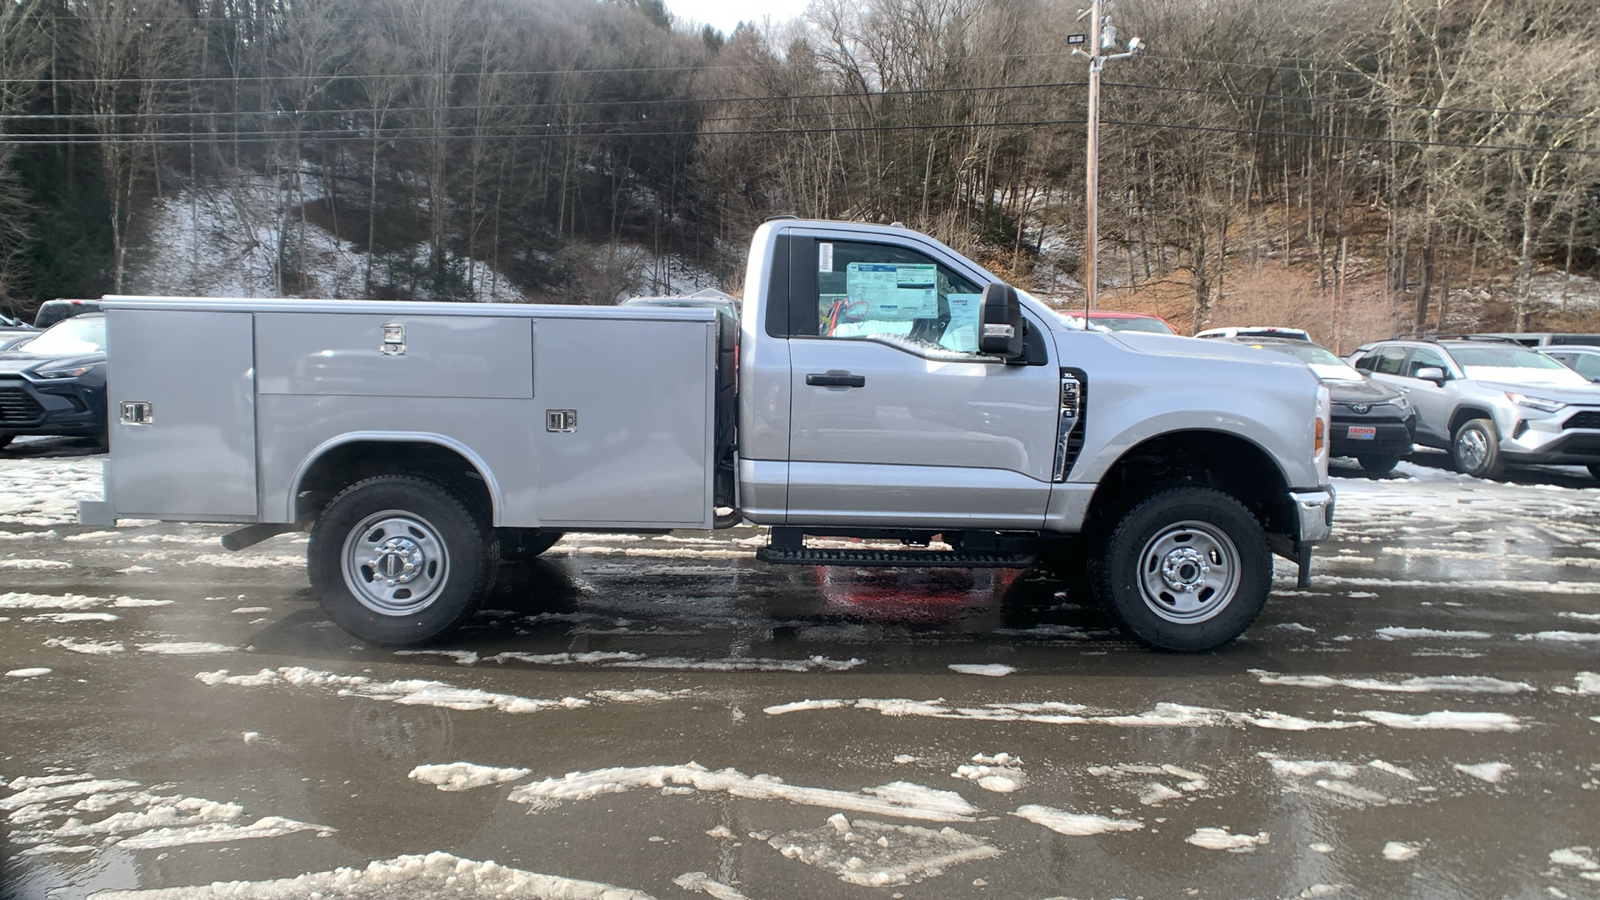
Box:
30, 360, 96, 377
31, 363, 96, 379
1504, 391, 1566, 413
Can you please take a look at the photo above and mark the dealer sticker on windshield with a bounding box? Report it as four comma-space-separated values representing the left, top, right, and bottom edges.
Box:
1347, 426, 1377, 440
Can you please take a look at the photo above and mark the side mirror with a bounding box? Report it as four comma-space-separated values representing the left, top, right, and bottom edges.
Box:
1414, 366, 1446, 384
979, 282, 1025, 360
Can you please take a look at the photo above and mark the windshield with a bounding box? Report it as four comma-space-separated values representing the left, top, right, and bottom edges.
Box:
1446, 343, 1592, 385
1241, 340, 1361, 381
1448, 345, 1569, 370
1246, 342, 1344, 366
23, 315, 105, 355
1099, 317, 1174, 334
1059, 313, 1175, 335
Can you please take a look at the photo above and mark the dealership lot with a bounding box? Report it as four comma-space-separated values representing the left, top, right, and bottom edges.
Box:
2, 439, 1599, 899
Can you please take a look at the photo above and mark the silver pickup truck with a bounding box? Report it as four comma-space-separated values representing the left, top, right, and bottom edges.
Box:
79, 219, 1334, 652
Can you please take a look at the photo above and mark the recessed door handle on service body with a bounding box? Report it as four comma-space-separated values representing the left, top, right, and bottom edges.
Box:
806, 372, 866, 388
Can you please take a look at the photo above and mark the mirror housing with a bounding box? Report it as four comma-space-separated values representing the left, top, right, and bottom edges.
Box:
979, 282, 1025, 360
1414, 366, 1446, 384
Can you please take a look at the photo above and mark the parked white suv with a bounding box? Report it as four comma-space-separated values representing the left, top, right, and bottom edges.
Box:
1348, 338, 1600, 479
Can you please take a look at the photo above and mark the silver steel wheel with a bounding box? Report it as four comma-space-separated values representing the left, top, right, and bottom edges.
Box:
1135, 520, 1241, 624
1456, 427, 1490, 471
341, 509, 451, 616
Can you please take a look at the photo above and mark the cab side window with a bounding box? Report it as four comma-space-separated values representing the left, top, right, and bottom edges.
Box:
809, 240, 985, 355
1407, 347, 1449, 378
1374, 347, 1407, 375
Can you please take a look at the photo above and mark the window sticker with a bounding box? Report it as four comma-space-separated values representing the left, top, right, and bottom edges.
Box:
818, 242, 834, 273
844, 263, 938, 320
942, 292, 982, 353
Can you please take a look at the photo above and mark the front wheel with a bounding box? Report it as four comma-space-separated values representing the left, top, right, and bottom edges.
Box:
1094, 487, 1272, 652
308, 475, 497, 645
1357, 453, 1402, 475
1451, 418, 1505, 479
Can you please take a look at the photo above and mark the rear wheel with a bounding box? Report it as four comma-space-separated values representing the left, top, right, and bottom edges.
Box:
1094, 487, 1272, 652
1451, 418, 1504, 479
308, 475, 497, 645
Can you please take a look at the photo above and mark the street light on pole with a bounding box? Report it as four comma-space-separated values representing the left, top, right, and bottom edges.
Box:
1072, 2, 1142, 316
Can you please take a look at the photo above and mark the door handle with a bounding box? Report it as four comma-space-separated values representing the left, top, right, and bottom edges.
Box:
806, 372, 866, 388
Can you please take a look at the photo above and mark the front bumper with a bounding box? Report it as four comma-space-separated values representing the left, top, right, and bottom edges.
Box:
1282, 487, 1335, 589
1329, 417, 1412, 460
1290, 488, 1336, 544
0, 375, 107, 437
1492, 405, 1600, 466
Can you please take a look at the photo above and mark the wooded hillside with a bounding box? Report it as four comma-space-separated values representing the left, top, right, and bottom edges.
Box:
0, 0, 1595, 343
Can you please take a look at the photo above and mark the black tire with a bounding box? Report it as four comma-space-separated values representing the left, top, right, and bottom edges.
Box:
1357, 453, 1402, 475
1589, 464, 1600, 481
0, 434, 12, 451
308, 475, 497, 645
497, 529, 565, 561
1451, 418, 1505, 479
1093, 486, 1272, 652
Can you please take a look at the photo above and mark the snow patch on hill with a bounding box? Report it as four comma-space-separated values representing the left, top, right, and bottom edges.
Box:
121, 175, 723, 304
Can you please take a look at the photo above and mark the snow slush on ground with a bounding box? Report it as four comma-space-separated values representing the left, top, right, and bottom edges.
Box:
767, 813, 1000, 887
89, 852, 655, 899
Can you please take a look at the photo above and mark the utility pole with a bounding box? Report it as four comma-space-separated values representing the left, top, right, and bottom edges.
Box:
1073, 3, 1142, 314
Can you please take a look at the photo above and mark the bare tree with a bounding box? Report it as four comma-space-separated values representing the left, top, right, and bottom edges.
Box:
271, 0, 351, 294
70, 0, 190, 291
0, 0, 46, 310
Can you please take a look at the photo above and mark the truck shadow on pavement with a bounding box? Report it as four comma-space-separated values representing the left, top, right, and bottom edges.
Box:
0, 435, 104, 459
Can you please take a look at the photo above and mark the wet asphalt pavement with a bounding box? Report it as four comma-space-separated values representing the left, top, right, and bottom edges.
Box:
2, 437, 1599, 900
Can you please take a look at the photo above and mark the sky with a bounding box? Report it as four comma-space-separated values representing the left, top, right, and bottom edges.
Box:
664, 0, 812, 36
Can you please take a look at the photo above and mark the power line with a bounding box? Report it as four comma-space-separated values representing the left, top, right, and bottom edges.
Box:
4, 77, 1595, 132
7, 114, 1596, 157
1103, 80, 1600, 125
0, 79, 1087, 122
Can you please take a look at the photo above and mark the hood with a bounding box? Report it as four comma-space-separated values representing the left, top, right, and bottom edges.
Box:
1476, 379, 1600, 405
1326, 377, 1405, 405
1102, 330, 1314, 369
0, 351, 106, 377
1461, 366, 1590, 389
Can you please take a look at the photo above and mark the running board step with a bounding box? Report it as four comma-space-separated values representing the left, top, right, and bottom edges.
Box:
756, 546, 1038, 568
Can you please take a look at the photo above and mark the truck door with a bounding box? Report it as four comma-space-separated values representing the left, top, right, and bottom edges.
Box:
780, 236, 1059, 529
1397, 345, 1455, 445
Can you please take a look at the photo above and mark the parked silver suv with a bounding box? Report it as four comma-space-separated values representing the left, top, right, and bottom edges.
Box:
1348, 338, 1600, 479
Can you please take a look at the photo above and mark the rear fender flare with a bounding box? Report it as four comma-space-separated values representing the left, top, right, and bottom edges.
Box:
287, 431, 506, 526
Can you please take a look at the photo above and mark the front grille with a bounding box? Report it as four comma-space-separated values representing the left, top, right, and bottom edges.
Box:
1564, 410, 1600, 430
0, 386, 43, 423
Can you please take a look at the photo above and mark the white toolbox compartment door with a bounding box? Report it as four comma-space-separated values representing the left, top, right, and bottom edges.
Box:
108, 309, 258, 519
